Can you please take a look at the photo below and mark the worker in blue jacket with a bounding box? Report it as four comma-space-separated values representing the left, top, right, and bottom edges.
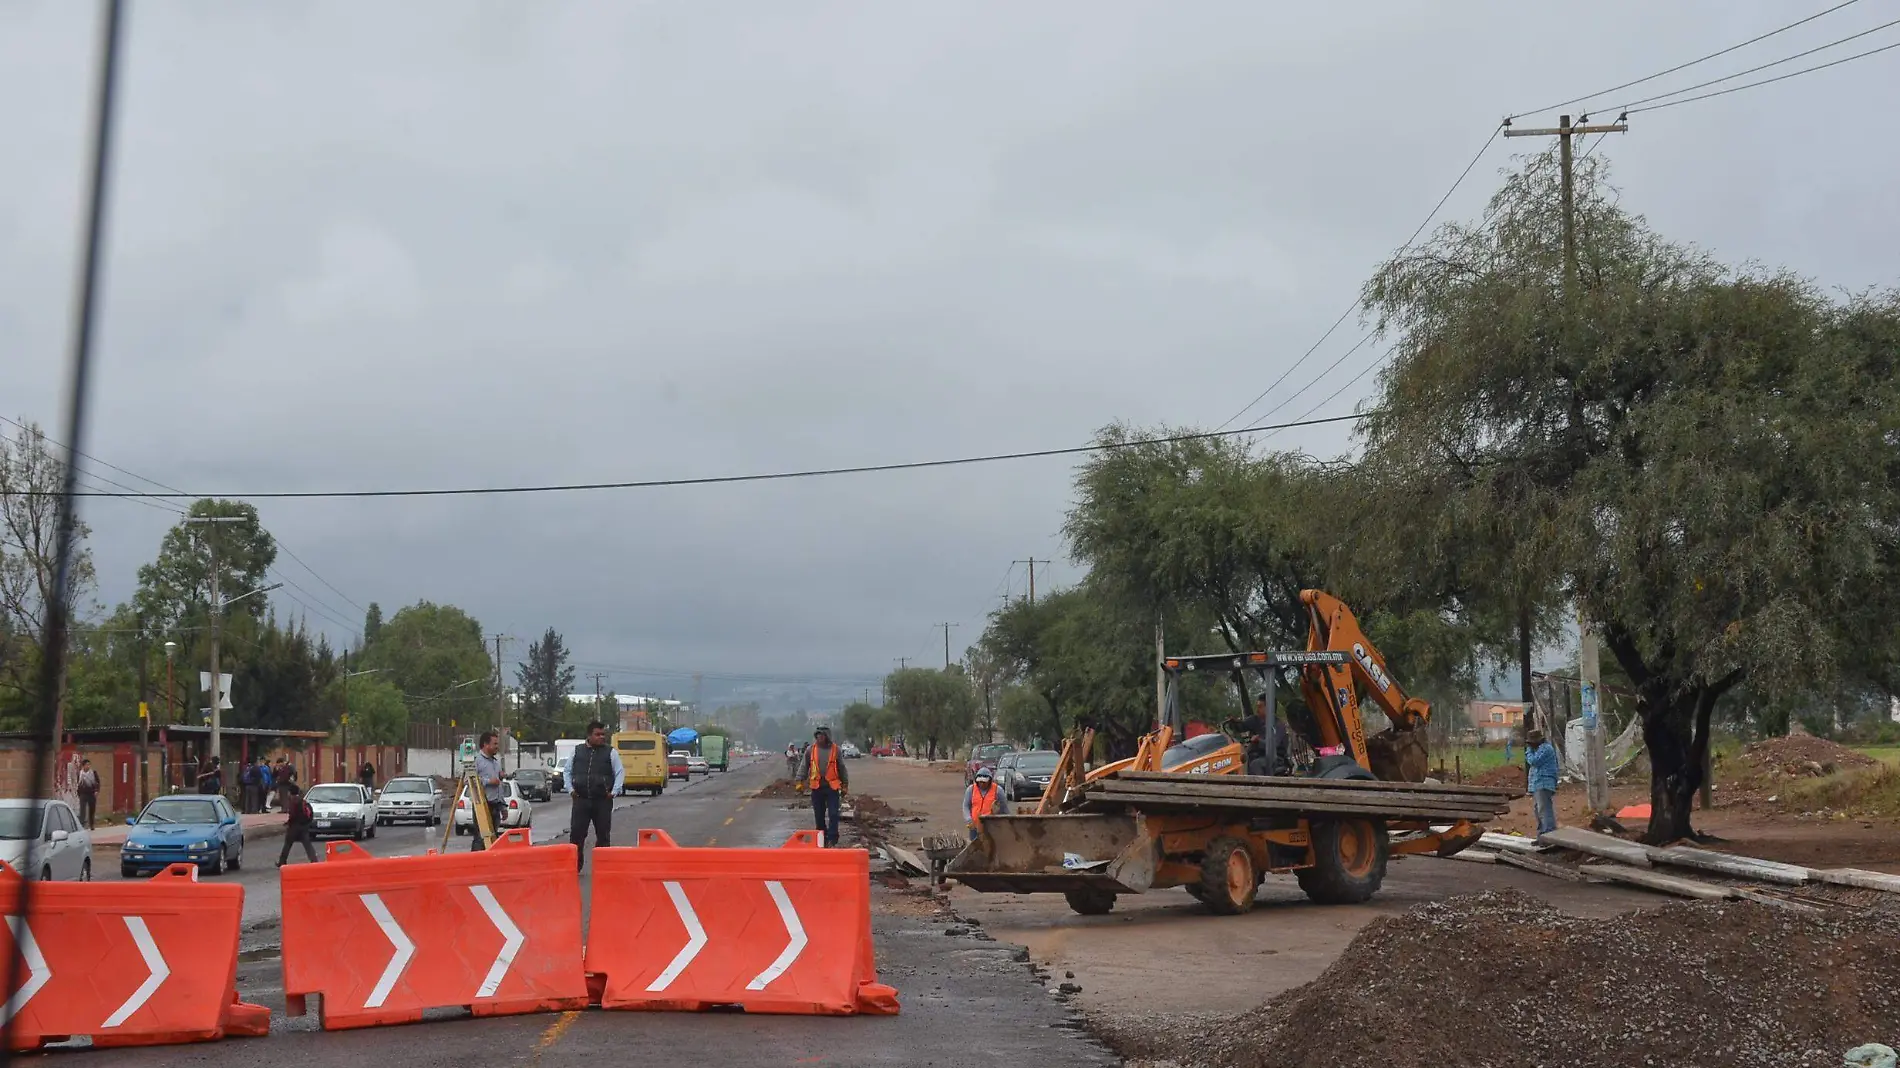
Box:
1525, 728, 1560, 835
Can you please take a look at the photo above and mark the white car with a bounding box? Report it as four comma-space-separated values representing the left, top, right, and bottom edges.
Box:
688, 755, 710, 775
375, 776, 445, 826
0, 799, 91, 881
454, 779, 531, 835
305, 783, 378, 840
840, 743, 861, 759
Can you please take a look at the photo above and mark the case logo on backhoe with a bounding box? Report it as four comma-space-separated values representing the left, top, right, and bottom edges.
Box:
1185, 757, 1236, 775
1351, 642, 1392, 693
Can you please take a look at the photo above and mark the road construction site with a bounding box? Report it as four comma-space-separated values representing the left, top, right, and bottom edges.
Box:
839, 754, 1900, 1068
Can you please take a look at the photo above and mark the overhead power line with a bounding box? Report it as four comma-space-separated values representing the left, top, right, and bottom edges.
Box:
1219, 122, 1504, 432
33, 411, 1369, 501
1628, 36, 1900, 114
1506, 0, 1864, 119
1618, 14, 1900, 112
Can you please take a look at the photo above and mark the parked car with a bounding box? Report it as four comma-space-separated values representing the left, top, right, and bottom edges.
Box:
306, 783, 378, 840
687, 754, 710, 775
966, 743, 1014, 784
839, 742, 861, 759
122, 794, 243, 877
454, 779, 531, 835
375, 776, 445, 826
511, 767, 554, 801
998, 749, 1061, 802
668, 751, 692, 781
0, 798, 92, 881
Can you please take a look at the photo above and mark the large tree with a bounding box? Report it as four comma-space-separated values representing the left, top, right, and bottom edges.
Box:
0, 420, 97, 728
1361, 149, 1900, 840
515, 627, 577, 736
133, 499, 276, 636
883, 666, 976, 760
360, 600, 496, 730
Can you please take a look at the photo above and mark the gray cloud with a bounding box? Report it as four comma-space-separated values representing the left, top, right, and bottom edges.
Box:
4, 0, 1896, 698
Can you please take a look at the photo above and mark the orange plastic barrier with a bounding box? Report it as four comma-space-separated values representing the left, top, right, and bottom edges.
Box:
280, 829, 588, 1029
585, 829, 899, 1015
0, 860, 269, 1050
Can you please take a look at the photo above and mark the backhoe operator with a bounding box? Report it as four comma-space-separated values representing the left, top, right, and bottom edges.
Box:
1231, 694, 1289, 777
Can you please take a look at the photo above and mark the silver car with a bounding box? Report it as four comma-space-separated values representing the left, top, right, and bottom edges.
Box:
374, 776, 445, 826
0, 799, 92, 881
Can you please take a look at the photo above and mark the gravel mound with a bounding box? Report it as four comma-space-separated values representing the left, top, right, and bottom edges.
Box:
1105, 890, 1899, 1068
1742, 736, 1878, 776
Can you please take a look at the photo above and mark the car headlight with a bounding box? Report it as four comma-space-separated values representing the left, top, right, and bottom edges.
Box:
189, 840, 210, 850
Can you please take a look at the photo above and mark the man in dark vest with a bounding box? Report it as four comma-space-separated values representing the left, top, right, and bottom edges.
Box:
563, 721, 624, 872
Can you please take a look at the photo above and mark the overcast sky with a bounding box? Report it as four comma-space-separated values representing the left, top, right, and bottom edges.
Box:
4, 1, 1896, 701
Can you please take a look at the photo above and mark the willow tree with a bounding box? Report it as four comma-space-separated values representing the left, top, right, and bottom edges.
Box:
1362, 149, 1900, 840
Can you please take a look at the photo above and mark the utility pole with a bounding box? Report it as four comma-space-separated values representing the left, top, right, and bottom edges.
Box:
1013, 558, 1051, 603
185, 515, 246, 772
894, 657, 909, 671
489, 634, 509, 771
1504, 112, 1624, 813
1155, 616, 1167, 726
936, 622, 959, 669
136, 614, 149, 808
589, 671, 610, 729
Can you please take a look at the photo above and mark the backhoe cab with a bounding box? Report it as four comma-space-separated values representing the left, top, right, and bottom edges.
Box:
949, 590, 1497, 916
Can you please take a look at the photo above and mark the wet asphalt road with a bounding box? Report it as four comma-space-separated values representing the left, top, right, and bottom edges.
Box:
42, 756, 1119, 1067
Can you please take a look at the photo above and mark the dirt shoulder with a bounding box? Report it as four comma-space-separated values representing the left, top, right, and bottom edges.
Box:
845, 758, 1664, 1020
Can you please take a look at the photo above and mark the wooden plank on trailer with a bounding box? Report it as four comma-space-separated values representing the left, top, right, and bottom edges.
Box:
1645, 845, 1811, 886
1586, 861, 1732, 901
1111, 770, 1521, 799
1080, 791, 1508, 823
1539, 826, 1653, 867
1086, 779, 1514, 812
1496, 849, 1585, 882
1812, 868, 1900, 893
1084, 787, 1509, 816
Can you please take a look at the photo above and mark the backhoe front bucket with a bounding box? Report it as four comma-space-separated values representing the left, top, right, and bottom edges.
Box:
945, 813, 1156, 895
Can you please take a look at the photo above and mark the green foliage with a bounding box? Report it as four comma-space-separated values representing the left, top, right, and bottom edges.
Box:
363, 603, 384, 645
997, 684, 1052, 747
360, 600, 496, 729
133, 499, 276, 636
883, 666, 976, 759
1359, 148, 1900, 839
838, 700, 879, 749
0, 420, 97, 721
513, 627, 576, 743
334, 672, 407, 746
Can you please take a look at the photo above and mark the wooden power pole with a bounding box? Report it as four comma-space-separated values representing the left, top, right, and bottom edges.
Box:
937, 622, 959, 669
1504, 112, 1625, 815
1012, 558, 1051, 603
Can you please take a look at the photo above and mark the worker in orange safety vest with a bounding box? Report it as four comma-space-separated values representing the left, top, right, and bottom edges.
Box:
797, 726, 849, 847
963, 766, 1010, 841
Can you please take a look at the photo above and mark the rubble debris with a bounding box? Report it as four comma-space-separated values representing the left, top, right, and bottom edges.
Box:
1106, 890, 1900, 1068
1741, 736, 1877, 778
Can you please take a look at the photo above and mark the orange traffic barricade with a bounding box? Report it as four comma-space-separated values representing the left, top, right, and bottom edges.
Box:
586, 829, 900, 1015
0, 860, 269, 1050
280, 829, 588, 1029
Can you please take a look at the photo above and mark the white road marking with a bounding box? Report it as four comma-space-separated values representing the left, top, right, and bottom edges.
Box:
102, 916, 170, 1027
469, 885, 522, 998
746, 881, 807, 990
360, 893, 414, 1008
646, 882, 706, 992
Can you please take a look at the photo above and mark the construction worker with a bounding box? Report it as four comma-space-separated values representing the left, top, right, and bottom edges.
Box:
963, 766, 1009, 841
471, 731, 505, 852
1526, 728, 1559, 835
798, 726, 848, 847
564, 720, 624, 871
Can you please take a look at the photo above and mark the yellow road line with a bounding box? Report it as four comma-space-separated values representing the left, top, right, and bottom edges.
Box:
528, 1010, 580, 1065
723, 816, 735, 826
706, 837, 718, 846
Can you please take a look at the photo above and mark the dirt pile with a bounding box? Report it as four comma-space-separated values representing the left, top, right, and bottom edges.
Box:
755, 778, 805, 799
1741, 736, 1878, 778
1467, 762, 1527, 789
1112, 890, 1900, 1068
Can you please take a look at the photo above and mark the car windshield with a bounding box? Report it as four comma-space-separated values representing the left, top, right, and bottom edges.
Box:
141, 799, 217, 824
515, 769, 548, 782
670, 751, 689, 759
0, 809, 43, 840
384, 780, 430, 794
975, 745, 1011, 761
306, 786, 360, 804
1016, 753, 1060, 773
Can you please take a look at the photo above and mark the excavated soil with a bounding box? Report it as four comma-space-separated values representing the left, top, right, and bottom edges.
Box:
1468, 763, 1529, 789
1741, 736, 1879, 776
1101, 890, 1899, 1068
755, 777, 806, 799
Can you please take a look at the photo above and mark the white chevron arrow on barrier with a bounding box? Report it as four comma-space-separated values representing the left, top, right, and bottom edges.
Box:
0, 915, 50, 1026
646, 882, 707, 992
469, 885, 523, 998
102, 916, 170, 1027
359, 893, 415, 1008
747, 881, 808, 990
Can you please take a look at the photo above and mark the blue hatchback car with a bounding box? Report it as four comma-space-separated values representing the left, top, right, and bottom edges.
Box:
121, 794, 244, 877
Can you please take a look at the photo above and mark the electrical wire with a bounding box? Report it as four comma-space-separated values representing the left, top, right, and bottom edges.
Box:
1615, 13, 1900, 111
273, 540, 367, 615
1218, 123, 1504, 432
1505, 0, 1863, 119
35, 411, 1371, 500
1242, 332, 1376, 431
1260, 344, 1389, 445
1628, 36, 1900, 113
8, 2, 122, 1060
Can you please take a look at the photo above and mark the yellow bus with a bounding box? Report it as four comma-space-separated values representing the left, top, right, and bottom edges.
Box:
613, 730, 669, 796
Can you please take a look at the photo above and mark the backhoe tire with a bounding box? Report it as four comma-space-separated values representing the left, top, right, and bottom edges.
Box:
1064, 889, 1116, 916
1296, 817, 1388, 905
1197, 836, 1258, 915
